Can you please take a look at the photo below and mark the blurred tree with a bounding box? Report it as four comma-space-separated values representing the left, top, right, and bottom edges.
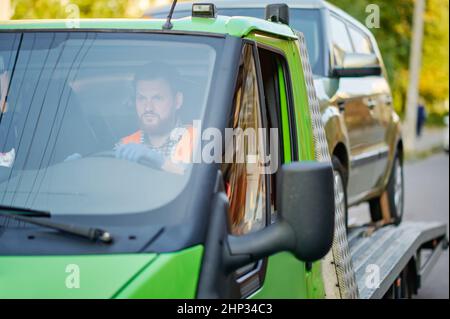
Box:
11, 0, 148, 19
12, 0, 64, 19
420, 0, 449, 113
0, 0, 13, 19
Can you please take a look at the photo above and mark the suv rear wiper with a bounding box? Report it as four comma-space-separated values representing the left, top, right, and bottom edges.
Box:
0, 205, 113, 244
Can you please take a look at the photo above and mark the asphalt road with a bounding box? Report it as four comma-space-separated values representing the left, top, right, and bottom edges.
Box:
349, 152, 449, 299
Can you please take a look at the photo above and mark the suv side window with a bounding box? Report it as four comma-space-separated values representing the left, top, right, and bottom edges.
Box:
348, 25, 374, 54
329, 14, 353, 64
222, 43, 268, 236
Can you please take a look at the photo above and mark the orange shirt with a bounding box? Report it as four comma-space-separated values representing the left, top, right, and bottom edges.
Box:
119, 126, 195, 164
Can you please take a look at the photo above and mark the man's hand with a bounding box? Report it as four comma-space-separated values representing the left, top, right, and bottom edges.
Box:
115, 143, 164, 168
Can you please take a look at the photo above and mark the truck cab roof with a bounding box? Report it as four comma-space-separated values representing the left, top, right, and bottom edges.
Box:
145, 0, 369, 37
0, 15, 297, 40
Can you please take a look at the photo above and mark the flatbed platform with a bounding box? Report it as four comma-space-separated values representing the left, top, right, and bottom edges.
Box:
348, 221, 448, 299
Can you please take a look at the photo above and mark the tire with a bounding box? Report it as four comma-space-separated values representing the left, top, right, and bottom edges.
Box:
332, 156, 349, 231
384, 269, 412, 299
401, 267, 413, 299
369, 152, 404, 225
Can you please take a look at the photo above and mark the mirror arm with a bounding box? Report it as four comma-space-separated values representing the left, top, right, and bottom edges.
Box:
223, 221, 295, 273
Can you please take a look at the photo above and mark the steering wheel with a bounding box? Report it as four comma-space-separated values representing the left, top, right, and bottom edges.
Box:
86, 150, 163, 170
87, 150, 116, 159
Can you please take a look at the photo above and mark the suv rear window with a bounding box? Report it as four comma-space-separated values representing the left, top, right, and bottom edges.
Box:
348, 25, 373, 54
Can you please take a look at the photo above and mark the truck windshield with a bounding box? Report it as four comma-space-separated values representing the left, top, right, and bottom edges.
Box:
152, 8, 324, 75
0, 32, 220, 216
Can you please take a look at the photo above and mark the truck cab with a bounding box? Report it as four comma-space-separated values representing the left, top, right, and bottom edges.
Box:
0, 7, 336, 298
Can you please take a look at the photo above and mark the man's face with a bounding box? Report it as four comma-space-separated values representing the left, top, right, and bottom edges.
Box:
135, 78, 183, 134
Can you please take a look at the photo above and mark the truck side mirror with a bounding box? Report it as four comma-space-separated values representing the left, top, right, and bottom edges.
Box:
277, 161, 335, 261
225, 162, 335, 270
333, 53, 382, 77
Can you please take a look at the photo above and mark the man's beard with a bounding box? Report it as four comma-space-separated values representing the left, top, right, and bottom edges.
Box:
140, 111, 177, 136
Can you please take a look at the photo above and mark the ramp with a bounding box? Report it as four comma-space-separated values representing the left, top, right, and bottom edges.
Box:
348, 221, 448, 299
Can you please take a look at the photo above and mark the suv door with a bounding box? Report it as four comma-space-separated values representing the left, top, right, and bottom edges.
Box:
328, 13, 379, 202
347, 23, 392, 190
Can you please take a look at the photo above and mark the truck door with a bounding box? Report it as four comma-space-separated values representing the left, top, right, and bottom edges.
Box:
221, 42, 309, 298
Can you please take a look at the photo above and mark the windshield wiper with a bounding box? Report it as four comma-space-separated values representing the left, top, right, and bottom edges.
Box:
0, 205, 113, 244
0, 204, 51, 217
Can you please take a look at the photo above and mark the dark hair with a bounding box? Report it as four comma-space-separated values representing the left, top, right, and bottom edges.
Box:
134, 62, 181, 93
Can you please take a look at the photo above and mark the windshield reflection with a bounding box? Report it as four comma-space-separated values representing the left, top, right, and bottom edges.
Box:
0, 32, 220, 215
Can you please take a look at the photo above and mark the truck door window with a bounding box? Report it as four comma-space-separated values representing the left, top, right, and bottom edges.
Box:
329, 14, 353, 64
221, 43, 291, 298
222, 43, 268, 236
348, 25, 374, 54
222, 43, 272, 298
257, 47, 295, 223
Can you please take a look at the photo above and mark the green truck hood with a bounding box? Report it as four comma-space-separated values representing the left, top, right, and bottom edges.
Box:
0, 246, 203, 299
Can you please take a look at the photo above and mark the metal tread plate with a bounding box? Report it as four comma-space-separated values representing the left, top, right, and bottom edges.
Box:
295, 30, 358, 298
348, 221, 447, 299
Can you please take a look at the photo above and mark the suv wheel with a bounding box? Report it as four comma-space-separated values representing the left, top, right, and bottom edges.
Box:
370, 152, 404, 225
332, 156, 348, 231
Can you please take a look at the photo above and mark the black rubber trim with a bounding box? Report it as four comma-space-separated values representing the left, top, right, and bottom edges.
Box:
0, 28, 226, 38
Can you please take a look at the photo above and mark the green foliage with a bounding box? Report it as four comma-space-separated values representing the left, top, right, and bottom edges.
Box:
12, 0, 63, 19
420, 0, 449, 107
426, 111, 448, 127
329, 0, 449, 115
11, 0, 132, 19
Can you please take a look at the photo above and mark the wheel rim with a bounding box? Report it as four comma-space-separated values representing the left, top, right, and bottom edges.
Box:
394, 158, 404, 219
334, 171, 346, 221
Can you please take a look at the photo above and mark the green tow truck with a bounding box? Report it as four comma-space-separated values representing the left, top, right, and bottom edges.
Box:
0, 3, 447, 299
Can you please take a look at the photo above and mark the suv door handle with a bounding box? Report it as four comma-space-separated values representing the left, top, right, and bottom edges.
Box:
367, 98, 376, 109
385, 95, 393, 106
337, 100, 346, 112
